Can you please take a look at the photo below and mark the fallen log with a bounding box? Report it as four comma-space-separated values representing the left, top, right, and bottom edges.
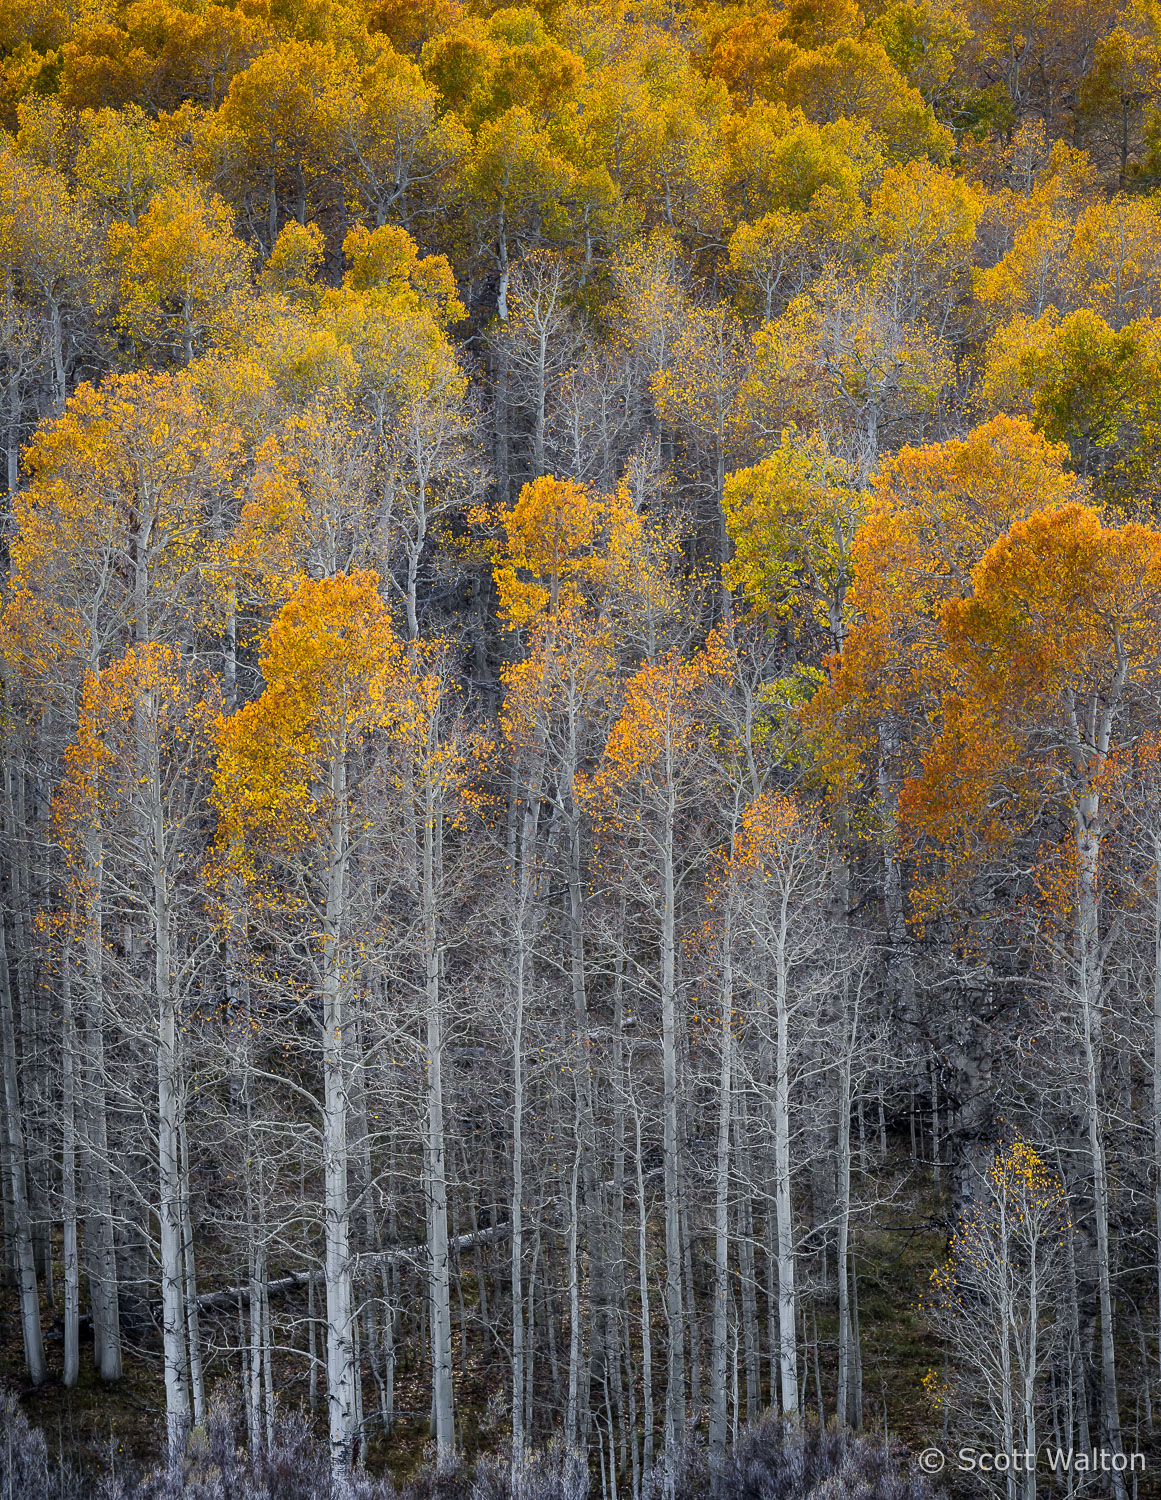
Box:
192, 1220, 513, 1313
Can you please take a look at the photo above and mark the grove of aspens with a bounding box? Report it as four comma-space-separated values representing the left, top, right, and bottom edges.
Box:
3, 0, 1161, 1495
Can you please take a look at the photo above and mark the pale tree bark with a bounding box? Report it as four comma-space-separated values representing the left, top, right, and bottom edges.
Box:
708, 898, 734, 1471
660, 792, 686, 1446
0, 907, 45, 1385
1067, 674, 1125, 1497
423, 779, 455, 1465
734, 1106, 759, 1425
510, 923, 527, 1457
771, 890, 798, 1417
75, 817, 122, 1383
180, 1121, 204, 1428
632, 1083, 654, 1477
996, 1191, 1016, 1500
143, 687, 191, 1463
566, 771, 599, 1450
82, 883, 122, 1383
835, 985, 856, 1429
566, 1113, 583, 1448
508, 749, 545, 1458
1154, 834, 1161, 1394
322, 749, 359, 1472
61, 930, 80, 1389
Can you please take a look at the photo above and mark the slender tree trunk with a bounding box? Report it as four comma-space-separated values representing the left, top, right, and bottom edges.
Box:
61, 932, 80, 1388
1058, 1148, 1091, 1454
1153, 835, 1161, 1394
567, 783, 600, 1449
634, 1093, 654, 1476
510, 760, 543, 1458
81, 845, 121, 1381
566, 1114, 583, 1448
998, 1196, 1015, 1500
180, 1118, 205, 1428
48, 297, 66, 410
533, 330, 547, 478
424, 789, 455, 1465
0, 909, 44, 1384
1075, 804, 1124, 1495
322, 756, 358, 1472
405, 484, 426, 643
147, 701, 190, 1464
736, 1118, 759, 1423
836, 981, 857, 1427
1022, 1249, 1039, 1500
771, 893, 798, 1414
660, 796, 686, 1444
709, 907, 733, 1471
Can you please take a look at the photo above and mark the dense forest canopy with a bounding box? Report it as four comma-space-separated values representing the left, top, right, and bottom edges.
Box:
4, 0, 1161, 1494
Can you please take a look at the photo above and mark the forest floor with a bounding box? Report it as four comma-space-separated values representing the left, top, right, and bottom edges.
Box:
0, 1151, 958, 1485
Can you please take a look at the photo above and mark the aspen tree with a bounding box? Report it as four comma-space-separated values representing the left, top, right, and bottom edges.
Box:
0, 144, 93, 410
588, 640, 729, 1446
927, 1142, 1070, 1500
58, 644, 219, 1461
933, 503, 1161, 1485
108, 182, 253, 365
0, 807, 45, 1385
216, 572, 407, 1474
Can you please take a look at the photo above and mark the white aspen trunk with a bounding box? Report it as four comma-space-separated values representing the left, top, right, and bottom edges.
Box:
308, 1272, 320, 1413
526, 1224, 541, 1430
998, 1196, 1016, 1500
0, 913, 44, 1385
836, 1030, 853, 1427
224, 599, 238, 711
405, 478, 426, 643
735, 1110, 759, 1423
511, 951, 526, 1455
730, 1316, 739, 1446
322, 753, 358, 1473
497, 214, 510, 323
764, 1130, 778, 1408
510, 752, 544, 1458
244, 1040, 263, 1454
564, 695, 602, 1449
771, 887, 798, 1415
634, 1095, 654, 1476
1154, 836, 1161, 1394
716, 439, 733, 625
380, 1259, 395, 1433
660, 794, 686, 1444
708, 908, 733, 1469
1022, 1247, 1039, 1500
262, 1273, 275, 1449
240, 1293, 253, 1448
248, 1237, 263, 1451
1075, 798, 1125, 1496
533, 324, 548, 478
147, 694, 190, 1464
611, 912, 631, 1482
180, 1120, 205, 1428
48, 296, 66, 410
1058, 1154, 1091, 1455
566, 1120, 583, 1448
81, 850, 121, 1382
61, 931, 80, 1389
424, 785, 455, 1466
851, 1253, 863, 1428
